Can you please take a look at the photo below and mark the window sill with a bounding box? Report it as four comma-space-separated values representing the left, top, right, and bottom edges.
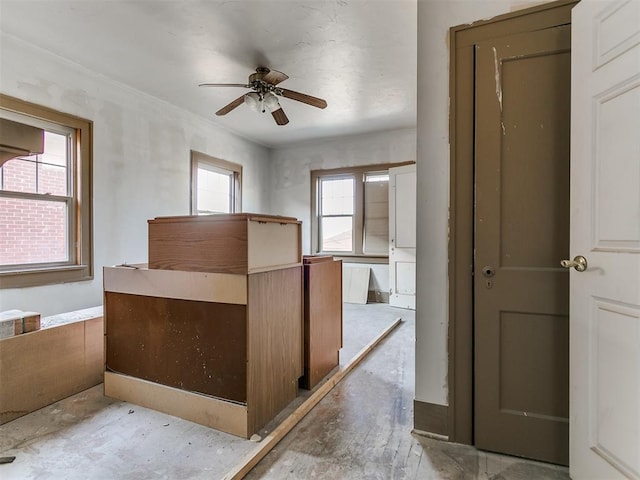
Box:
0, 264, 93, 289
320, 255, 388, 265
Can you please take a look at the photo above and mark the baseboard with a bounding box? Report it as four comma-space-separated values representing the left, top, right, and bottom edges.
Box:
105, 371, 249, 438
414, 400, 449, 437
412, 428, 448, 441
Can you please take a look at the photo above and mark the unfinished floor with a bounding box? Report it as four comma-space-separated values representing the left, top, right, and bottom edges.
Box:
0, 304, 570, 479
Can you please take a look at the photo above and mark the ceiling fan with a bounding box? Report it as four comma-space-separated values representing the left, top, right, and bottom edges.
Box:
199, 67, 327, 126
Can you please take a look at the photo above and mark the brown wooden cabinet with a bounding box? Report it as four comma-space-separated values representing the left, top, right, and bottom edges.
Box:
148, 213, 302, 274
104, 214, 303, 438
301, 255, 343, 389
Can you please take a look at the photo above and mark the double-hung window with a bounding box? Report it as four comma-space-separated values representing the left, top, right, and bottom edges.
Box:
317, 175, 355, 252
191, 151, 242, 215
0, 95, 93, 288
312, 163, 410, 261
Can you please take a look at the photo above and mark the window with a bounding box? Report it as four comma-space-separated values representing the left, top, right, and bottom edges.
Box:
0, 94, 93, 288
191, 151, 241, 215
311, 162, 411, 261
318, 176, 354, 252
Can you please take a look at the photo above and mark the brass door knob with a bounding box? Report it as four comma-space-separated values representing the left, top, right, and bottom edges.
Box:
560, 255, 587, 272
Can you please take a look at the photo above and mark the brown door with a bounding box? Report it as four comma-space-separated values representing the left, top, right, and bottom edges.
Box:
474, 25, 571, 465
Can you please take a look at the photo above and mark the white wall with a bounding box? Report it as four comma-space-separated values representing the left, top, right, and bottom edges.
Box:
415, 0, 553, 405
0, 34, 271, 317
269, 127, 417, 293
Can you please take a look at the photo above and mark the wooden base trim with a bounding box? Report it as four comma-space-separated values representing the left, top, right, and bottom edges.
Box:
103, 266, 247, 305
104, 371, 248, 438
414, 400, 449, 438
222, 317, 403, 480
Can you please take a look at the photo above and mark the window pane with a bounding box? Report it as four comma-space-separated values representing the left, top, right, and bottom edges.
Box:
1, 156, 37, 193
365, 173, 389, 183
0, 131, 69, 196
321, 177, 354, 215
321, 216, 353, 252
38, 162, 67, 196
0, 197, 68, 265
38, 131, 68, 195
197, 167, 232, 214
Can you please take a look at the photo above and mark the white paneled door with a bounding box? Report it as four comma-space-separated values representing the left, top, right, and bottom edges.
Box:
570, 0, 640, 478
389, 164, 416, 310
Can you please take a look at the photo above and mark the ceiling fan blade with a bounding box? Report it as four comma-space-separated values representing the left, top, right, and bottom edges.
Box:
262, 69, 289, 85
215, 95, 245, 116
279, 88, 327, 109
199, 83, 250, 88
271, 107, 289, 126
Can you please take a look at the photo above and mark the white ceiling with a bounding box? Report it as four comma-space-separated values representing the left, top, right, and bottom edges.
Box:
0, 0, 417, 148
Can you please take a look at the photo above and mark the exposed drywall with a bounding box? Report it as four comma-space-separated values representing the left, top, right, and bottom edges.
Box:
0, 34, 271, 317
415, 0, 554, 406
269, 128, 416, 294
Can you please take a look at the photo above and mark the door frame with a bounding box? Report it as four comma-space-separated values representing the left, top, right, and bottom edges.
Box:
447, 0, 577, 445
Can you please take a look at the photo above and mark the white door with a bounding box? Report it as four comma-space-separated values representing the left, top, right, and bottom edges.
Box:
389, 164, 416, 310
570, 0, 640, 478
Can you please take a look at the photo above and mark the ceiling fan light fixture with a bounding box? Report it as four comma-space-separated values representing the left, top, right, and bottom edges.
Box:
244, 92, 261, 112
263, 92, 281, 113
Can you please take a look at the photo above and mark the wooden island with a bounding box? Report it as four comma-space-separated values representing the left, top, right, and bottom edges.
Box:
103, 214, 303, 438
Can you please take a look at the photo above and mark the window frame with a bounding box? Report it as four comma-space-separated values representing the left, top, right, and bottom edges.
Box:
190, 150, 242, 215
311, 161, 414, 263
317, 173, 356, 254
0, 94, 93, 289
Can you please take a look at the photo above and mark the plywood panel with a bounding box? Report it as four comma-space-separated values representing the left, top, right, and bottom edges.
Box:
105, 293, 248, 403
104, 372, 248, 438
343, 266, 370, 305
246, 267, 303, 434
84, 317, 105, 386
148, 214, 249, 274
302, 258, 343, 389
0, 310, 40, 339
247, 220, 301, 272
0, 317, 104, 425
103, 266, 247, 305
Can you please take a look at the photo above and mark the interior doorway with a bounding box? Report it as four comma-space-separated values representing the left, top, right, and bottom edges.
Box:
448, 0, 576, 465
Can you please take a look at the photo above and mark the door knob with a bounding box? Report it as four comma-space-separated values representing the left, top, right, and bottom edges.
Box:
560, 255, 587, 272
482, 266, 495, 278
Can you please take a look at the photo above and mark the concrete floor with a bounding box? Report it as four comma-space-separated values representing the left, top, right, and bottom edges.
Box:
0, 304, 570, 479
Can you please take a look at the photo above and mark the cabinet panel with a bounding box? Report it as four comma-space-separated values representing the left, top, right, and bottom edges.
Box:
301, 256, 343, 389
148, 213, 301, 274
105, 292, 248, 403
